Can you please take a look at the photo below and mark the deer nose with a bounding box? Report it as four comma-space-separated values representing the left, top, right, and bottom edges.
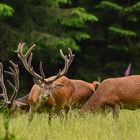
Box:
47, 91, 52, 97
44, 90, 52, 97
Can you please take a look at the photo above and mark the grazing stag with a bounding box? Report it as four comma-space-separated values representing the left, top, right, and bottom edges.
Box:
16, 42, 75, 123
80, 75, 140, 118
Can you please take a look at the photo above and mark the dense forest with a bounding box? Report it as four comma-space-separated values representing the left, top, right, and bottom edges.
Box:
0, 0, 140, 95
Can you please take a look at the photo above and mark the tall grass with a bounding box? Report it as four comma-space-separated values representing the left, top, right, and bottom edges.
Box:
0, 110, 140, 140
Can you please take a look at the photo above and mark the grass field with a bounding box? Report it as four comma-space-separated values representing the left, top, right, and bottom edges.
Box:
0, 110, 140, 140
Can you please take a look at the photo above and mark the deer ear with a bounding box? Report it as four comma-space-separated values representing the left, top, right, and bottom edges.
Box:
53, 83, 64, 89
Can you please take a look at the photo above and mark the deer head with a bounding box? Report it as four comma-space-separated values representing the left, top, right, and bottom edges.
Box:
16, 42, 75, 98
0, 61, 19, 108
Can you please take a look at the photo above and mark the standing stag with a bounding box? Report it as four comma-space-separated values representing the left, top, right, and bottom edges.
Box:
16, 42, 100, 123
16, 42, 75, 123
80, 75, 140, 117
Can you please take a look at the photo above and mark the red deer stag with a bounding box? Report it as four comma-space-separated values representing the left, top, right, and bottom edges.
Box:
16, 43, 100, 122
80, 75, 140, 118
0, 61, 19, 109
16, 42, 75, 123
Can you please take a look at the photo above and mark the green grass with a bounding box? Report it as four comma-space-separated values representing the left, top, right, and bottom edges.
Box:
0, 110, 140, 140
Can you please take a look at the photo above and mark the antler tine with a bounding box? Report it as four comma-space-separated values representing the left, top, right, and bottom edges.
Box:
16, 42, 47, 84
4, 60, 19, 104
28, 52, 44, 81
0, 62, 9, 103
60, 49, 69, 75
45, 48, 75, 83
39, 61, 46, 80
16, 42, 36, 59
16, 43, 35, 70
68, 48, 75, 65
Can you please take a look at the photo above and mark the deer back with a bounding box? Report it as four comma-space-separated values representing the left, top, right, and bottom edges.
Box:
81, 75, 140, 112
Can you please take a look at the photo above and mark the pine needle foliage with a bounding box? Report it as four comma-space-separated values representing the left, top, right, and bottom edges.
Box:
0, 3, 14, 17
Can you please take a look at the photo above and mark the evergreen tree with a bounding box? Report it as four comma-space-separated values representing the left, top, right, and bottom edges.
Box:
73, 0, 140, 81
0, 0, 98, 94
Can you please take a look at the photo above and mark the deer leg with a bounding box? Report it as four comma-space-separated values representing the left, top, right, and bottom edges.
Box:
112, 104, 120, 119
48, 109, 52, 125
56, 107, 65, 123
65, 105, 71, 120
100, 105, 109, 116
28, 105, 35, 123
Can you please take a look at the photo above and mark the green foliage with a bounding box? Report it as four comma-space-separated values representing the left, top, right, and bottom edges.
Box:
0, 1, 95, 64
73, 32, 91, 41
72, 0, 140, 80
0, 0, 140, 93
109, 26, 137, 37
125, 2, 140, 12
45, 0, 72, 7
132, 2, 140, 11
61, 7, 98, 28
0, 4, 14, 17
96, 1, 123, 11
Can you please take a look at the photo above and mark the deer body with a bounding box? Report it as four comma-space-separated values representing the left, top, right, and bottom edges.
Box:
28, 76, 74, 112
28, 76, 74, 122
16, 43, 75, 123
28, 77, 99, 112
80, 75, 140, 117
71, 80, 100, 107
12, 95, 29, 112
28, 76, 99, 122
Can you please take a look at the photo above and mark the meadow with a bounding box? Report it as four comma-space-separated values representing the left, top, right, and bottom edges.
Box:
0, 110, 140, 140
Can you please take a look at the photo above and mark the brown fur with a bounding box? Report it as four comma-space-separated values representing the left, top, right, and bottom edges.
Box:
28, 77, 100, 111
12, 95, 29, 112
27, 76, 100, 122
71, 80, 100, 107
80, 75, 140, 117
28, 76, 74, 114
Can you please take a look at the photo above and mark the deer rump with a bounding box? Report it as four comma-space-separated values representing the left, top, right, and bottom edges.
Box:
71, 79, 98, 108
80, 75, 140, 114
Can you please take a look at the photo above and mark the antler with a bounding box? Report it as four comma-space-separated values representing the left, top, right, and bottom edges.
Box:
0, 61, 19, 107
16, 42, 75, 84
0, 63, 8, 103
5, 60, 19, 105
16, 42, 46, 83
46, 48, 75, 83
